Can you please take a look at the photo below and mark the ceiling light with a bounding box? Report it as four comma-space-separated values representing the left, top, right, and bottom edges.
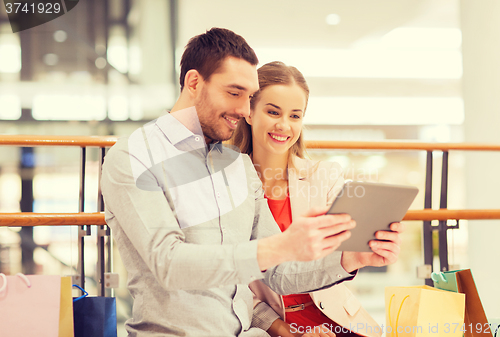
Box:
107, 26, 128, 73
0, 43, 21, 73
43, 53, 59, 66
95, 57, 107, 69
0, 95, 21, 120
382, 27, 462, 50
108, 95, 129, 121
53, 30, 67, 42
326, 14, 341, 26
33, 94, 106, 120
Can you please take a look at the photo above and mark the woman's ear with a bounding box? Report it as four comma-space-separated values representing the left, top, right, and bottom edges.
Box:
183, 69, 201, 97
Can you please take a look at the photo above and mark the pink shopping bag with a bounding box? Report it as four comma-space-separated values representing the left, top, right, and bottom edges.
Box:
0, 273, 62, 337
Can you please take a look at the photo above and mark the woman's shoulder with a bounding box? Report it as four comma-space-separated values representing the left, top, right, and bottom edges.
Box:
290, 156, 343, 179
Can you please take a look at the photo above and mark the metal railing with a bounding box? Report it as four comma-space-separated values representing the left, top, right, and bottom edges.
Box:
1, 135, 500, 285
0, 135, 115, 295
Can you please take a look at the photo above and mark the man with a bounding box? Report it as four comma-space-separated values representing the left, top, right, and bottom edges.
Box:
101, 28, 403, 337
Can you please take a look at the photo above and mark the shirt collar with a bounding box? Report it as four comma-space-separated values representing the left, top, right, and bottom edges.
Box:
210, 142, 224, 153
156, 107, 203, 146
155, 107, 225, 154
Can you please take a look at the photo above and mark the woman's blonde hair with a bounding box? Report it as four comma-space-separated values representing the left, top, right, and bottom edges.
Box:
231, 61, 309, 158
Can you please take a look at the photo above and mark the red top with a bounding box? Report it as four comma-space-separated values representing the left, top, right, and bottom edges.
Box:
266, 195, 347, 334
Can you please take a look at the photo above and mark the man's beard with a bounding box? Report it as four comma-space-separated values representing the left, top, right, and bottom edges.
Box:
196, 87, 235, 143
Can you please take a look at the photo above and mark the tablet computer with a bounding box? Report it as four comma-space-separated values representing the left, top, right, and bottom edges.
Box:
327, 181, 419, 252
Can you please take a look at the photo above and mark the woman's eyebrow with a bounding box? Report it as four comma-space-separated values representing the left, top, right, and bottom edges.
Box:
266, 103, 303, 113
265, 103, 282, 110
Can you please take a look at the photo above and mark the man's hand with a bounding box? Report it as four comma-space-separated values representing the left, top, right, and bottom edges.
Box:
283, 207, 356, 262
341, 222, 405, 273
257, 207, 355, 271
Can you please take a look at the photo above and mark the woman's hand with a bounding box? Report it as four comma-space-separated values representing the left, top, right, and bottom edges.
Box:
341, 222, 405, 273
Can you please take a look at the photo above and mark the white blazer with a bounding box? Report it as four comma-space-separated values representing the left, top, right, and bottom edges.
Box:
249, 157, 382, 337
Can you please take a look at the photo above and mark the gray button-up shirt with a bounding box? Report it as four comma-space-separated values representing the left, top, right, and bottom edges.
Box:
101, 108, 353, 337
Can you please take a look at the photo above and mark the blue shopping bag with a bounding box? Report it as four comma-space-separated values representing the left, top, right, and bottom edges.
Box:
73, 285, 117, 337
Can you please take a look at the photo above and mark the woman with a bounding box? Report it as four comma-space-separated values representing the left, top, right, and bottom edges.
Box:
232, 62, 382, 337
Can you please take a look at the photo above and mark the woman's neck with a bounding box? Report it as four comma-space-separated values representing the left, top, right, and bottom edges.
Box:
252, 147, 289, 199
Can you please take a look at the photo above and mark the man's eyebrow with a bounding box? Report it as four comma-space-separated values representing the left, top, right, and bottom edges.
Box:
226, 84, 247, 91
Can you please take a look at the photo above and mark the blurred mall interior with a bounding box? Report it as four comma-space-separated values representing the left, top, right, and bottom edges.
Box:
1, 0, 500, 335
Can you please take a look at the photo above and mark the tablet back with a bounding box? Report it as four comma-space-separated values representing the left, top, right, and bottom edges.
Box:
327, 181, 419, 252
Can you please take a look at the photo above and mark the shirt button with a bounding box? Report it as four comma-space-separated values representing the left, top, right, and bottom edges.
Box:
337, 274, 342, 279
195, 136, 200, 141
217, 193, 220, 197
319, 302, 325, 309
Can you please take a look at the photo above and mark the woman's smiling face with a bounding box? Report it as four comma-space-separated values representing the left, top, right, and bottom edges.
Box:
247, 84, 307, 156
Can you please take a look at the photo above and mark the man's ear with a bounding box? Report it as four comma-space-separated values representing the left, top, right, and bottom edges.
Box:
183, 69, 202, 97
245, 113, 252, 125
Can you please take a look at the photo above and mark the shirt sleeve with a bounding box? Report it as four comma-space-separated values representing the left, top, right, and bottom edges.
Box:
249, 159, 355, 295
101, 139, 264, 291
251, 302, 281, 332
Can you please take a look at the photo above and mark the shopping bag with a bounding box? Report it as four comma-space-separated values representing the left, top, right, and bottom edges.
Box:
432, 269, 493, 337
385, 285, 465, 337
488, 319, 500, 337
310, 284, 382, 337
0, 273, 63, 337
60, 276, 75, 337
72, 285, 117, 337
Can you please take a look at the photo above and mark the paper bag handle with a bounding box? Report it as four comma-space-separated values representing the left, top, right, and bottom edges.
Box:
72, 284, 89, 302
0, 273, 6, 293
0, 273, 31, 294
431, 272, 448, 284
388, 294, 410, 337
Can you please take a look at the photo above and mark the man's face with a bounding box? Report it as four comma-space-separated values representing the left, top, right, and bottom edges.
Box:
194, 57, 259, 144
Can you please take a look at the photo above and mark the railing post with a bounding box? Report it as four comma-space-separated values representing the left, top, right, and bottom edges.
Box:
77, 147, 91, 289
97, 147, 110, 297
439, 151, 450, 272
20, 147, 36, 275
423, 151, 434, 285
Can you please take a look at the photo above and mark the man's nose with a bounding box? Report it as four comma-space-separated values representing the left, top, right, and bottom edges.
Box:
234, 98, 251, 118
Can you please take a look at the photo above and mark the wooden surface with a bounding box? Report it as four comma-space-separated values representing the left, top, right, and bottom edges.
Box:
1, 135, 500, 151
0, 213, 105, 226
0, 135, 118, 147
305, 140, 500, 151
1, 210, 499, 227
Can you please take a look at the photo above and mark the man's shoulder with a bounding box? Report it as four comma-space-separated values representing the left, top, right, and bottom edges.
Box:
108, 119, 159, 152
104, 119, 161, 169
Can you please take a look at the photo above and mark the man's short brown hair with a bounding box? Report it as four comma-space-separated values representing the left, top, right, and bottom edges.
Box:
179, 28, 259, 90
